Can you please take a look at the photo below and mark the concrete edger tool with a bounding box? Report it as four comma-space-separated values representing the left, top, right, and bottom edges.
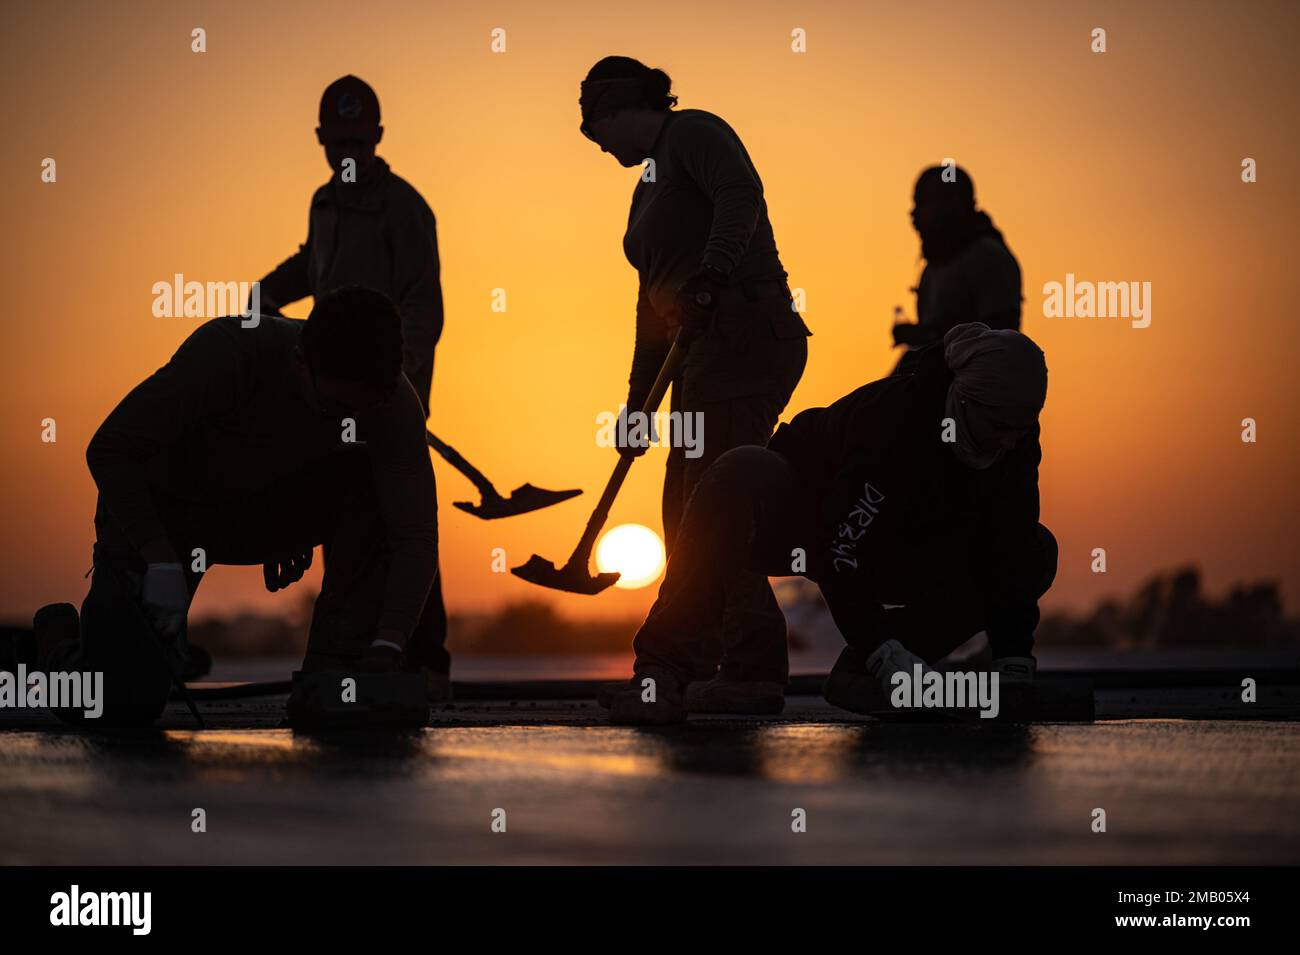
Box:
426, 430, 582, 520
511, 333, 690, 595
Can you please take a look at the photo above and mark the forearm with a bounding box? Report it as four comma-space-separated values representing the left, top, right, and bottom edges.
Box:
399, 295, 441, 377
627, 288, 671, 410
258, 246, 311, 308
702, 184, 762, 275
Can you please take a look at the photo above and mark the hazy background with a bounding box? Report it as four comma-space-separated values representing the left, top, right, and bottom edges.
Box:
2, 0, 1297, 633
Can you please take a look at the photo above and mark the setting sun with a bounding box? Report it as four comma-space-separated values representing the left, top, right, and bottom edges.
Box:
595, 524, 666, 590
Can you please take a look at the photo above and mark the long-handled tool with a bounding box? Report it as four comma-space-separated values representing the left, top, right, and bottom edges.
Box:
511, 335, 690, 594
426, 430, 582, 520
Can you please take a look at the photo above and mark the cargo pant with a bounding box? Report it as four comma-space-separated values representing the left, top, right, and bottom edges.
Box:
47, 446, 444, 726
634, 445, 1057, 684
658, 284, 810, 679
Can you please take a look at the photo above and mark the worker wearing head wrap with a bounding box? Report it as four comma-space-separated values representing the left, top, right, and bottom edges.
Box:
607, 323, 1053, 724
579, 56, 811, 703
943, 322, 1048, 469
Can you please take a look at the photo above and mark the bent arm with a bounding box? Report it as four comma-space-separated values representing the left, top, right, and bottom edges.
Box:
258, 205, 316, 309
627, 283, 671, 412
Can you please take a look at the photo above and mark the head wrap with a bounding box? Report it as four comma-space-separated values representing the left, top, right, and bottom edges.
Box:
579, 78, 651, 129
943, 323, 1047, 469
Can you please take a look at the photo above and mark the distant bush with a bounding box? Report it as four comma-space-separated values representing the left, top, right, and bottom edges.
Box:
1037, 566, 1298, 648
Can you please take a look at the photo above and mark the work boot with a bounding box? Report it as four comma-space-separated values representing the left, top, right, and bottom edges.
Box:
608, 666, 687, 725
598, 664, 717, 709
991, 655, 1036, 720
422, 668, 452, 703
33, 603, 80, 669
823, 646, 888, 714
686, 675, 784, 715
596, 679, 629, 709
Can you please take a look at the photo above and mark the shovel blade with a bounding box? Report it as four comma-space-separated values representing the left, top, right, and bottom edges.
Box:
454, 484, 582, 520
511, 554, 621, 595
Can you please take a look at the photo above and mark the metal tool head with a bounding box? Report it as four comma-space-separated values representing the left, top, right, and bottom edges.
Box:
454, 483, 582, 520
510, 554, 621, 595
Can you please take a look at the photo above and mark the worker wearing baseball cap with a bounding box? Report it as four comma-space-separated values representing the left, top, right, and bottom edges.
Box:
259, 75, 443, 417
257, 74, 450, 699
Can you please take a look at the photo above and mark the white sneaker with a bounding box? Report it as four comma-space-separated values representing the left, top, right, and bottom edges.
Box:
992, 655, 1037, 685
866, 639, 938, 700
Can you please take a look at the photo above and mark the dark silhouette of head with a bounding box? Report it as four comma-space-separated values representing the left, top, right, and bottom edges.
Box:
580, 56, 678, 166
316, 75, 384, 181
299, 287, 403, 414
911, 164, 976, 234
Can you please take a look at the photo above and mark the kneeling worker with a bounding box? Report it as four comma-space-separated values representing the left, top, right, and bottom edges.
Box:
608, 322, 1055, 724
35, 287, 439, 726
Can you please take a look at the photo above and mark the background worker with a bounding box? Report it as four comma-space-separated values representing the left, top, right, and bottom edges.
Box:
892, 165, 1022, 375
257, 75, 450, 691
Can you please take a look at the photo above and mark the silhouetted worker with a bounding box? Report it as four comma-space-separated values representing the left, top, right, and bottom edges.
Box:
892, 166, 1021, 375
34, 289, 440, 726
257, 75, 450, 693
607, 323, 1055, 724
580, 55, 811, 685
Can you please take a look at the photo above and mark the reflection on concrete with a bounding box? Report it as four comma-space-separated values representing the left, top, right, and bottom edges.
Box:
1, 721, 1297, 864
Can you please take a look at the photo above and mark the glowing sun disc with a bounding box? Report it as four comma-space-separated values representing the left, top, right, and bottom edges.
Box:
595, 523, 666, 589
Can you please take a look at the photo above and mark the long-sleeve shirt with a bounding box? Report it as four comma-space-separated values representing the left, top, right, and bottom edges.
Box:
767, 343, 1044, 648
622, 109, 791, 409
258, 157, 443, 411
86, 316, 439, 639
913, 235, 1022, 347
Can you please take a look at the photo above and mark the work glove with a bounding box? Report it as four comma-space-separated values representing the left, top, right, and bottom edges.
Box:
674, 265, 727, 337
141, 562, 190, 641
615, 401, 659, 459
263, 549, 313, 593
359, 642, 406, 673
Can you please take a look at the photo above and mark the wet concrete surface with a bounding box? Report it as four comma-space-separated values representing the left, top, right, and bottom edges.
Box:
2, 700, 1298, 864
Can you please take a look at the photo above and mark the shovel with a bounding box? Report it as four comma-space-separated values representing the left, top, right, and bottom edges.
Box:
512, 333, 691, 594
426, 430, 582, 520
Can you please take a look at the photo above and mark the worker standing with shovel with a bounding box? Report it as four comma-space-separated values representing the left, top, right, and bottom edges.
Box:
577, 56, 811, 705
257, 75, 453, 698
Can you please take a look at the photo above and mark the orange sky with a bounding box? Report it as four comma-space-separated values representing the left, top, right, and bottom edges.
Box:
2, 0, 1298, 628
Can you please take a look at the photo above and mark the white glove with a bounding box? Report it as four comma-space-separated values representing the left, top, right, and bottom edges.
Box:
141, 562, 190, 639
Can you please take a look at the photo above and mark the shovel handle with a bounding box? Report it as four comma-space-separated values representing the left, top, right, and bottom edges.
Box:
426, 430, 500, 500
564, 335, 691, 567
